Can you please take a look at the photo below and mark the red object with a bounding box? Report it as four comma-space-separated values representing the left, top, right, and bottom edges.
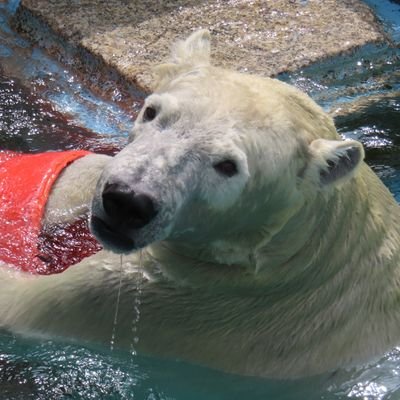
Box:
0, 150, 102, 274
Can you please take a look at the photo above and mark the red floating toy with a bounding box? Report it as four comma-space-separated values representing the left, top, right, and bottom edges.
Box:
0, 150, 101, 274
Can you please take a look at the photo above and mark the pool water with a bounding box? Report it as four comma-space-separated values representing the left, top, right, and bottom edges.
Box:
0, 1, 400, 399
0, 330, 343, 400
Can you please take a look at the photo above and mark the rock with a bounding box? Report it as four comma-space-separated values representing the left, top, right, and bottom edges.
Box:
13, 0, 387, 94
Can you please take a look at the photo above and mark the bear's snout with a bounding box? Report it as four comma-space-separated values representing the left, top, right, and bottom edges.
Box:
102, 183, 157, 229
102, 182, 158, 229
90, 182, 159, 252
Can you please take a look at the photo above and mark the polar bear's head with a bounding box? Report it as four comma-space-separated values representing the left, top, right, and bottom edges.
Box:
91, 30, 364, 258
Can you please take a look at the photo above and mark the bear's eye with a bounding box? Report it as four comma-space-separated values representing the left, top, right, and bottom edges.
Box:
142, 106, 157, 122
213, 160, 238, 177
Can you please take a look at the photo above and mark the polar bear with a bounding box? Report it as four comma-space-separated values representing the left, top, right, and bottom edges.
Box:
0, 30, 400, 378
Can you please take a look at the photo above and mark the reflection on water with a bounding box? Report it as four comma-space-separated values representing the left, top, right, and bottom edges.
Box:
0, 0, 400, 399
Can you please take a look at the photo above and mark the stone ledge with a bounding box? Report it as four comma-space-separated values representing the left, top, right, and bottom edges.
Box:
13, 0, 387, 94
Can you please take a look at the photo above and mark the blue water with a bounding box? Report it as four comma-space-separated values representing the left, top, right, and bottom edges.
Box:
0, 0, 400, 399
0, 330, 346, 400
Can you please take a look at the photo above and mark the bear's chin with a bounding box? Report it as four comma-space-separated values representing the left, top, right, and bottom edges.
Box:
90, 215, 137, 253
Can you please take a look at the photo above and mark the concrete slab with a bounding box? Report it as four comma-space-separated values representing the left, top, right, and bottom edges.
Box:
13, 0, 387, 94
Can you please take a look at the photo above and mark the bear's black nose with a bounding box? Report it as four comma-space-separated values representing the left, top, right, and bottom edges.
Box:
102, 182, 157, 229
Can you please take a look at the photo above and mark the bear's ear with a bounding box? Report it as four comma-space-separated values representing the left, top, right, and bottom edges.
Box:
307, 139, 365, 187
153, 30, 211, 88
170, 29, 211, 66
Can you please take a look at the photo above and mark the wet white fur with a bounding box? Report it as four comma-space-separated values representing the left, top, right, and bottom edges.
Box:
0, 30, 400, 378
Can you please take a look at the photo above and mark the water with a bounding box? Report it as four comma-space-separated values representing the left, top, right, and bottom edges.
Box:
0, 1, 137, 156
0, 330, 342, 400
109, 253, 143, 358
130, 250, 143, 358
279, 21, 400, 201
110, 256, 124, 352
0, 1, 400, 399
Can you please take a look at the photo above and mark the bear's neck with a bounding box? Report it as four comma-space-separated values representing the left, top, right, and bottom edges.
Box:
149, 165, 400, 296
254, 166, 400, 295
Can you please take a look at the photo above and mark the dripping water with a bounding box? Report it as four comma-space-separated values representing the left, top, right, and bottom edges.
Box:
109, 251, 144, 358
130, 249, 143, 358
110, 254, 124, 351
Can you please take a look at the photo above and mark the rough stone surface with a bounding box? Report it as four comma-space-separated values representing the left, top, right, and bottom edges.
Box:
14, 0, 386, 93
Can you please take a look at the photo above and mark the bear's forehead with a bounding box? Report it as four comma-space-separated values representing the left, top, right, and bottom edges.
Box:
159, 70, 286, 125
